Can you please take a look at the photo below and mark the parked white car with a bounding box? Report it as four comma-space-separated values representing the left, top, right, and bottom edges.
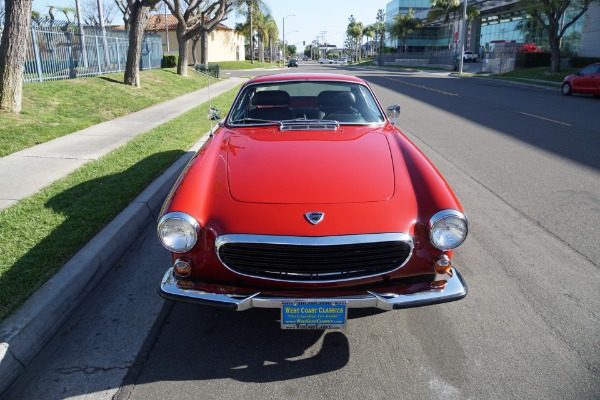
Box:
459, 51, 478, 62
318, 57, 333, 64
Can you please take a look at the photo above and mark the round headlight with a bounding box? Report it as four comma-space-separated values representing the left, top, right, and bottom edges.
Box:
157, 212, 200, 253
429, 210, 468, 251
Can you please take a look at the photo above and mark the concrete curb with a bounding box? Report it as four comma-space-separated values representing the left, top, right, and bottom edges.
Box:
0, 134, 210, 395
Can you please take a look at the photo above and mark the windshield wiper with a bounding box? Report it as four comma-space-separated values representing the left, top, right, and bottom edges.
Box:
230, 118, 283, 126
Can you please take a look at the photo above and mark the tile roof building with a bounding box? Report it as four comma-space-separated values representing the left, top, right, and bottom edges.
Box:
146, 14, 245, 63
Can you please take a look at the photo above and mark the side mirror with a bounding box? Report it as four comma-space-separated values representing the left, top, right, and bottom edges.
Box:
387, 104, 401, 125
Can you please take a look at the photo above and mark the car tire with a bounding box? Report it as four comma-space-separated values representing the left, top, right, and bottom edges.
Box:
561, 82, 572, 96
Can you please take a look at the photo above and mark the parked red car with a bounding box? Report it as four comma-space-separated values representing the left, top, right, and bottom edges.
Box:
157, 73, 468, 329
562, 62, 600, 96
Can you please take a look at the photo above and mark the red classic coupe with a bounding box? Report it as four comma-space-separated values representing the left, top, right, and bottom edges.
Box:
157, 73, 468, 329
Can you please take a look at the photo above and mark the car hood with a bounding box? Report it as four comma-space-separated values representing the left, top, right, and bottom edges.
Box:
226, 130, 395, 204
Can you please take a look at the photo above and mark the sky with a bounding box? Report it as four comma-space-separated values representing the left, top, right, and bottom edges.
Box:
31, 0, 386, 49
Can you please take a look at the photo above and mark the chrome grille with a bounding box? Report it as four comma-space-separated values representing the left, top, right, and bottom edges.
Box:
216, 233, 413, 282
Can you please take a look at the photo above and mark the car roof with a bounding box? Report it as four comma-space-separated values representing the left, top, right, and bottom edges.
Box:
245, 73, 367, 85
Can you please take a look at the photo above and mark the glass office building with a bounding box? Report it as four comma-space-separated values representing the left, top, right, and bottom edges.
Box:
480, 10, 585, 55
384, 0, 597, 55
385, 0, 439, 49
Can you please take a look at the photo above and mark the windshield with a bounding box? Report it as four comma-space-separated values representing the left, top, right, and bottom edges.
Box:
227, 81, 386, 126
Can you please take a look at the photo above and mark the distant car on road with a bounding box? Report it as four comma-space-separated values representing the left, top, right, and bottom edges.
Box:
459, 51, 477, 62
318, 57, 332, 64
562, 62, 600, 97
333, 58, 348, 64
287, 58, 298, 68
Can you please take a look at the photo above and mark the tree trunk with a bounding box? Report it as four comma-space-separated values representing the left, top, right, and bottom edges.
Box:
124, 2, 150, 87
200, 30, 209, 69
549, 32, 561, 73
258, 33, 264, 62
0, 0, 33, 113
249, 5, 253, 63
176, 28, 188, 76
191, 36, 199, 65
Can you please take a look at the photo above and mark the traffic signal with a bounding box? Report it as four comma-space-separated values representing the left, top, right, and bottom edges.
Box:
303, 41, 305, 45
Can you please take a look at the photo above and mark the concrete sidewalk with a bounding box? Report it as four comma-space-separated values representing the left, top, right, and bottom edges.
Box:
0, 77, 246, 211
0, 77, 246, 395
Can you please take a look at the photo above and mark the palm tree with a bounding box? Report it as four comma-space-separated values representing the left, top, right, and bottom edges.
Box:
347, 15, 363, 63
390, 8, 422, 52
427, 0, 459, 49
264, 14, 279, 62
235, 0, 269, 63
375, 8, 385, 63
253, 10, 270, 62
363, 24, 376, 57
427, 0, 479, 50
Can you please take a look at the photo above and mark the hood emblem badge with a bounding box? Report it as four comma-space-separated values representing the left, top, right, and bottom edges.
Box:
305, 212, 325, 225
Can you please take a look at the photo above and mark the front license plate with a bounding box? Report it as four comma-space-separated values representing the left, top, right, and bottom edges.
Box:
281, 302, 347, 330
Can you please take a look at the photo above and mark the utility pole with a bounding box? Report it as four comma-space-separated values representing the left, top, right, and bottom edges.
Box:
74, 0, 88, 68
250, 0, 254, 63
283, 14, 295, 65
459, 0, 467, 74
96, 0, 110, 66
164, 2, 169, 52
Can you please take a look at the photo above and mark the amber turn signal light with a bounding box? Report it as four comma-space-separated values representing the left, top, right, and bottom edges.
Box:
434, 255, 452, 275
173, 259, 192, 277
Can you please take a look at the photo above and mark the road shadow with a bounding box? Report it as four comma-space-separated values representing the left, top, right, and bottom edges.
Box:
130, 302, 350, 385
358, 72, 600, 171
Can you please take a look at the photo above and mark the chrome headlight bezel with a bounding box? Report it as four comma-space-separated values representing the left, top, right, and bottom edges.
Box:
429, 209, 468, 251
157, 212, 201, 253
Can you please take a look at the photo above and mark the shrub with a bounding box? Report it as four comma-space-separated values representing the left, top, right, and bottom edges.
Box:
569, 56, 600, 68
162, 54, 178, 68
517, 52, 551, 68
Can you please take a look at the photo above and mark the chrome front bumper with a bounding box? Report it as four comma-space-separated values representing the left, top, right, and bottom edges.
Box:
158, 268, 467, 311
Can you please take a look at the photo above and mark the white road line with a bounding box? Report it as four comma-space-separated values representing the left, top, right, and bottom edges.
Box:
517, 112, 571, 126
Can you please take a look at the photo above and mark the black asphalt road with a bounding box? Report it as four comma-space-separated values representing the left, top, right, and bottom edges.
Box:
8, 63, 600, 400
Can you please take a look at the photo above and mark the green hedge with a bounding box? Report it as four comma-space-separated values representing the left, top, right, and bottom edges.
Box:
162, 54, 179, 68
517, 52, 551, 68
569, 56, 600, 68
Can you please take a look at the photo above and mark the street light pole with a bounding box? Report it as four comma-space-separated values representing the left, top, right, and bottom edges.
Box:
459, 0, 467, 74
283, 14, 295, 65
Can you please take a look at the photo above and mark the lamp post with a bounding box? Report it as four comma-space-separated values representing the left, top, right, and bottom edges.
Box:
283, 14, 295, 65
459, 0, 467, 74
164, 1, 170, 52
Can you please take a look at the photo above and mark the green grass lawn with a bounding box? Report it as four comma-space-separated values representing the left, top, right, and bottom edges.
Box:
497, 66, 578, 82
0, 85, 240, 321
0, 69, 211, 158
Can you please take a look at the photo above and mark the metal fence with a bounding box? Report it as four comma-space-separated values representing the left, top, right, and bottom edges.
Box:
481, 48, 518, 74
375, 50, 456, 69
374, 48, 520, 73
18, 19, 163, 83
